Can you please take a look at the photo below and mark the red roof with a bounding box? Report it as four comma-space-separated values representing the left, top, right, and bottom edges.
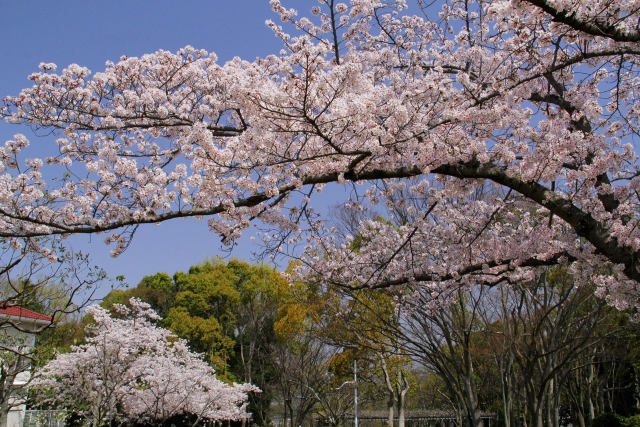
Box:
0, 305, 52, 322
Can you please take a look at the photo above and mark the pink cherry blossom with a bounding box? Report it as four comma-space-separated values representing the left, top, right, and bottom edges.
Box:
1, 0, 640, 312
32, 299, 256, 425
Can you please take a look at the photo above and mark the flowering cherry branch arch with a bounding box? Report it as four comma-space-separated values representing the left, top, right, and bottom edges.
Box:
2, 0, 640, 310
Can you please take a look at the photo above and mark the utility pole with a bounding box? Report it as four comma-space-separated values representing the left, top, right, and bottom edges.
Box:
354, 359, 358, 427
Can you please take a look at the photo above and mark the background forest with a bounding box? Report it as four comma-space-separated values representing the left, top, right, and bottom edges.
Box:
23, 257, 640, 427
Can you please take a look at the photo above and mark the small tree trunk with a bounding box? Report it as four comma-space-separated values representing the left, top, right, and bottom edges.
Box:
553, 391, 560, 427
0, 403, 9, 427
577, 412, 586, 427
283, 400, 289, 427
380, 356, 396, 427
398, 393, 406, 427
0, 381, 10, 427
546, 377, 554, 427
587, 361, 595, 425
462, 376, 481, 427
397, 370, 410, 427
635, 366, 640, 412
500, 367, 512, 427
524, 382, 540, 427
387, 397, 395, 427
0, 369, 20, 427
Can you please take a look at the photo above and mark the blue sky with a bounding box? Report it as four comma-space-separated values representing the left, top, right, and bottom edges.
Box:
0, 1, 320, 292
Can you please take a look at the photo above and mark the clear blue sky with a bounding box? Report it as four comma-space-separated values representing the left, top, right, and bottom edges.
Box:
0, 0, 321, 292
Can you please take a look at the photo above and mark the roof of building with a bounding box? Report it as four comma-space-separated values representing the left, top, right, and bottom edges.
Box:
0, 305, 52, 322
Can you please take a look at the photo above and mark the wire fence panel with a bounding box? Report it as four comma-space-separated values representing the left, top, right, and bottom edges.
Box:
22, 410, 66, 427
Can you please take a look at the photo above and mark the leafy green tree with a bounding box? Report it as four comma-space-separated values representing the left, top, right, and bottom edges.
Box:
101, 273, 177, 319
165, 306, 234, 380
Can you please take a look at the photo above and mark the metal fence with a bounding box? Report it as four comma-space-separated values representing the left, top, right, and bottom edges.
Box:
22, 410, 66, 427
272, 414, 497, 427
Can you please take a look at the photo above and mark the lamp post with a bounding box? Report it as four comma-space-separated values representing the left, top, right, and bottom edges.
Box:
354, 360, 358, 427
336, 360, 358, 427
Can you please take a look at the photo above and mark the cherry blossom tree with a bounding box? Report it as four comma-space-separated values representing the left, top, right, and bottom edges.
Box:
32, 299, 256, 426
2, 0, 640, 310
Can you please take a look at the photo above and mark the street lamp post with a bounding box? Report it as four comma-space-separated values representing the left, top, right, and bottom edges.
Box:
354, 360, 358, 427
336, 360, 358, 427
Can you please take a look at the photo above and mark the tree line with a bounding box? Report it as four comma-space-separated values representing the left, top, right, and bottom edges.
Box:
25, 258, 640, 427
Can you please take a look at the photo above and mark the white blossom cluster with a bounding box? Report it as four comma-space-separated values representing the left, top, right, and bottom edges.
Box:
32, 299, 256, 425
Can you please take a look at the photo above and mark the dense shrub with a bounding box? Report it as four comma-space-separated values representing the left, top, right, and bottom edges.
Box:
623, 415, 640, 427
591, 413, 640, 427
592, 413, 624, 427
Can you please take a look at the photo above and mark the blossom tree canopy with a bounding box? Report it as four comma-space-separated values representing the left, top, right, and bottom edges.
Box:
1, 0, 640, 309
32, 299, 256, 425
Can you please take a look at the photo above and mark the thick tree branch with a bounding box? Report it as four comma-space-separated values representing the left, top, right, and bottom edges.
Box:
3, 160, 638, 281
344, 251, 575, 290
523, 0, 640, 42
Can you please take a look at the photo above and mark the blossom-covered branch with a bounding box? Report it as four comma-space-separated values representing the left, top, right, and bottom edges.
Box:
1, 0, 640, 310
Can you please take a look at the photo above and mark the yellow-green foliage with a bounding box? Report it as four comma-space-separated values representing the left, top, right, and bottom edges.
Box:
101, 259, 290, 385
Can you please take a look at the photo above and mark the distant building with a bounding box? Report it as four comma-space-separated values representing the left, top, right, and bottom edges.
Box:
0, 305, 52, 427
